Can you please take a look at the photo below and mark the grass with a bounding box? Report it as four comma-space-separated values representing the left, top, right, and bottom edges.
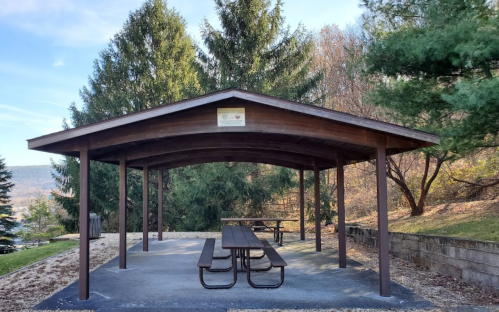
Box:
0, 240, 79, 276
352, 200, 499, 242
388, 211, 499, 242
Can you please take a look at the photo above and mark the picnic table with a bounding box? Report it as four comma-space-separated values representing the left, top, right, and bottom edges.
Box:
221, 218, 299, 246
197, 226, 287, 289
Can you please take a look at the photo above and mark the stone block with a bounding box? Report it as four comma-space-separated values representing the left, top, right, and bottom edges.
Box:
462, 269, 499, 289
447, 256, 469, 269
448, 237, 477, 249
466, 260, 499, 276
404, 233, 420, 241
402, 239, 420, 251
431, 260, 462, 278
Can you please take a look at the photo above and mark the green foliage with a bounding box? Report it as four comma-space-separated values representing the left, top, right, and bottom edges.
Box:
362, 0, 499, 215
304, 170, 336, 224
166, 164, 296, 231
0, 156, 16, 253
0, 241, 78, 276
74, 0, 199, 124
52, 0, 200, 232
198, 0, 320, 101
363, 0, 499, 155
18, 195, 64, 246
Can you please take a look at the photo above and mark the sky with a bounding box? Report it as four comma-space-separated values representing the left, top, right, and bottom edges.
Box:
0, 0, 364, 167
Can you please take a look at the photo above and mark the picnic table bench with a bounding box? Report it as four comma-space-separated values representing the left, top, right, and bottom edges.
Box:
221, 218, 298, 246
197, 226, 287, 289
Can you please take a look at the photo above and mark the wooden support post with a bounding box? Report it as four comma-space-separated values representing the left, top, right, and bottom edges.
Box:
337, 157, 346, 268
299, 169, 305, 241
78, 142, 90, 300
119, 155, 127, 269
376, 146, 391, 297
158, 169, 163, 241
143, 164, 149, 252
314, 161, 321, 252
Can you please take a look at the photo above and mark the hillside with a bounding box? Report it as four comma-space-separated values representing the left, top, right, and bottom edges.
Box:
7, 165, 55, 205
351, 199, 499, 242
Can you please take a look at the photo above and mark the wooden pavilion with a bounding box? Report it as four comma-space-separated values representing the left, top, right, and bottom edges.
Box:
28, 88, 439, 300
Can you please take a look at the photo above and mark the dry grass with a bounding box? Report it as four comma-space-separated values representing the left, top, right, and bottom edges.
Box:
352, 199, 499, 242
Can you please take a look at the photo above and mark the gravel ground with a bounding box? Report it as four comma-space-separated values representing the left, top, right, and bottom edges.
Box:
1, 231, 498, 312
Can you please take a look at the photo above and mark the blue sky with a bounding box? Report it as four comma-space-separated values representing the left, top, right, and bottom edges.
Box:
0, 0, 363, 167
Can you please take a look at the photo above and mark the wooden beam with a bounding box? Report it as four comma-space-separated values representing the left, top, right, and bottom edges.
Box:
376, 145, 391, 297
158, 169, 163, 241
78, 142, 90, 300
299, 169, 305, 241
50, 103, 426, 154
129, 148, 335, 170
143, 164, 149, 252
148, 156, 308, 171
314, 161, 321, 252
337, 156, 346, 268
95, 133, 363, 163
119, 155, 127, 269
28, 89, 439, 153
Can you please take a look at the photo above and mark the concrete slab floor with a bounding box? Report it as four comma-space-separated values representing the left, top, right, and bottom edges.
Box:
35, 237, 434, 311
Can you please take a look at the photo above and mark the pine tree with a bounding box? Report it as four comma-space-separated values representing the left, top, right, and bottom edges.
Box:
52, 0, 200, 232
165, 0, 321, 230
198, 0, 320, 101
362, 0, 499, 215
0, 156, 16, 253
18, 195, 64, 246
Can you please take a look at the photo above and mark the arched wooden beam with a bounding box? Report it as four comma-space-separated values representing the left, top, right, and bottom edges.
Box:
127, 148, 335, 170
148, 156, 308, 171
94, 133, 364, 164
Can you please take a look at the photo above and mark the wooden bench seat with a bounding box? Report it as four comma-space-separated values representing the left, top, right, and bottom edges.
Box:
253, 230, 290, 246
197, 239, 236, 289
246, 239, 287, 288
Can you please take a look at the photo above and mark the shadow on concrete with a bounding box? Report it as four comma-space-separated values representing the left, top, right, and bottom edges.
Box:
35, 237, 434, 311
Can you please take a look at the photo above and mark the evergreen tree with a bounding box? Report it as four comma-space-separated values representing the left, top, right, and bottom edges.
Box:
165, 0, 323, 230
52, 0, 200, 232
362, 0, 499, 215
0, 156, 16, 253
18, 195, 64, 246
198, 0, 321, 101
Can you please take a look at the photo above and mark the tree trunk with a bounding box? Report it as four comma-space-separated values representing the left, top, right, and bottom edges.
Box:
386, 153, 447, 217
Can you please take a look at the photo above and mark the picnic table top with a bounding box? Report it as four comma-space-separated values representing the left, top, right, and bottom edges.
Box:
221, 218, 299, 222
222, 226, 264, 250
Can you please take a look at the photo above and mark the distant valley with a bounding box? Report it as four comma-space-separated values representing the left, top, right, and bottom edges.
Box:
7, 165, 55, 206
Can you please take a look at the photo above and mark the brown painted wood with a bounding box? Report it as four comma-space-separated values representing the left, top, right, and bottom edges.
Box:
143, 164, 149, 252
221, 218, 299, 222
337, 156, 346, 268
197, 238, 216, 268
260, 238, 287, 267
27, 89, 439, 152
376, 146, 391, 297
158, 169, 163, 242
82, 103, 424, 153
130, 148, 335, 170
222, 226, 264, 249
119, 155, 127, 269
149, 156, 307, 171
314, 161, 321, 252
79, 142, 90, 300
299, 169, 305, 241
96, 133, 359, 163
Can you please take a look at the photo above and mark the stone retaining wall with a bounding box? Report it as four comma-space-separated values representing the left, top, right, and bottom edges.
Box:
346, 226, 499, 290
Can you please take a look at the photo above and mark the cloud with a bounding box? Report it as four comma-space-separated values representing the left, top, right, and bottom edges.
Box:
0, 103, 62, 133
0, 0, 144, 47
53, 59, 65, 67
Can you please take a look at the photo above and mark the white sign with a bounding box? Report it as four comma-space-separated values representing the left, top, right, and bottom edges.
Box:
217, 108, 245, 127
